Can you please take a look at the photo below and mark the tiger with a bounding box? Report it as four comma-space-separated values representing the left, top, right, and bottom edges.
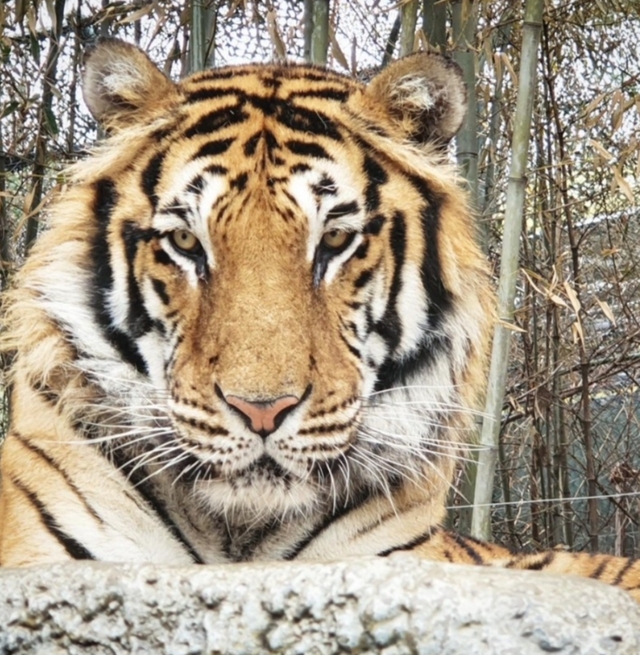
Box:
1, 38, 639, 602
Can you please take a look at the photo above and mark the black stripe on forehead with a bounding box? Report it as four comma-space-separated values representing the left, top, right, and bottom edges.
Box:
184, 104, 249, 138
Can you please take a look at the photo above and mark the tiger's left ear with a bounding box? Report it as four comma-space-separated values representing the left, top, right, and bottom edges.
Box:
82, 38, 177, 131
361, 53, 467, 147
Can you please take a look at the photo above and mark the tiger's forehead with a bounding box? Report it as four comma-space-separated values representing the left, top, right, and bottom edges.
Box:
144, 67, 370, 239
178, 63, 359, 102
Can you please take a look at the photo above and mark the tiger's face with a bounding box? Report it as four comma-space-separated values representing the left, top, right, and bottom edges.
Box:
34, 41, 489, 519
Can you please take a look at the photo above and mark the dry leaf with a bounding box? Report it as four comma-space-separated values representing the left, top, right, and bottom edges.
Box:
496, 318, 525, 333
563, 281, 581, 314
588, 139, 614, 161
613, 166, 635, 203
571, 320, 585, 347
329, 27, 349, 70
499, 52, 517, 87
596, 298, 617, 327
118, 4, 154, 25
583, 91, 607, 118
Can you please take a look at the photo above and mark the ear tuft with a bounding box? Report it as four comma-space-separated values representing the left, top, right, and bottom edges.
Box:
365, 53, 467, 146
82, 38, 176, 129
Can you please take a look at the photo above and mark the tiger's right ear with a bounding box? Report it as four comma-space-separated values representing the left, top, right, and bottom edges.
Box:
82, 39, 177, 130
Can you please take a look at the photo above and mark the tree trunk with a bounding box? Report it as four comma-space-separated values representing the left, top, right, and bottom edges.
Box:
471, 0, 545, 541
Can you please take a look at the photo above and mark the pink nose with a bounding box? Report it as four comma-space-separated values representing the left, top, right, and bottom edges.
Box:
223, 394, 301, 437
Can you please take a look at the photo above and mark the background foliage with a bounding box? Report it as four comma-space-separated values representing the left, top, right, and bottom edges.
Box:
1, 0, 639, 555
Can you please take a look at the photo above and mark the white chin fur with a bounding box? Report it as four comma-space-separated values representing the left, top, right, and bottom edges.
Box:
193, 475, 321, 519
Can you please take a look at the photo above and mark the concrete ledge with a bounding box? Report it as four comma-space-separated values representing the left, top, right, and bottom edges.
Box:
1, 554, 639, 654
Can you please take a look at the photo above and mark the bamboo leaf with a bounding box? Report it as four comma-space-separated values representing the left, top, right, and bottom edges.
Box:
583, 91, 607, 118
595, 298, 617, 327
118, 4, 154, 25
563, 281, 582, 315
266, 9, 286, 61
612, 89, 624, 131
588, 139, 614, 161
612, 166, 635, 203
571, 320, 585, 347
499, 52, 518, 87
329, 27, 349, 70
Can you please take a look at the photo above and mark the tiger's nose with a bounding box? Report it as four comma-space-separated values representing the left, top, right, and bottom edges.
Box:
220, 392, 301, 438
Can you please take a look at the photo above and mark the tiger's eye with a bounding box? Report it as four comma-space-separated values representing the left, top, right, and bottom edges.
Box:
322, 229, 350, 249
170, 229, 201, 254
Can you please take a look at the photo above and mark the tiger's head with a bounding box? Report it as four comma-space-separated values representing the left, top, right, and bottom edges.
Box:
8, 40, 491, 524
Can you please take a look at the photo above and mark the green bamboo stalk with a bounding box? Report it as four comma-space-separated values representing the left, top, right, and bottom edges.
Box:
452, 0, 479, 216
189, 0, 216, 74
310, 0, 330, 65
471, 0, 545, 541
399, 0, 420, 57
422, 0, 446, 50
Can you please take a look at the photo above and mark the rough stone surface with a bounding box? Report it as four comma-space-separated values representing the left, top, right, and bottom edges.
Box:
0, 555, 639, 654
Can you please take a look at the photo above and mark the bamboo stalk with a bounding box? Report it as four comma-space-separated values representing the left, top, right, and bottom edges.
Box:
399, 0, 420, 57
471, 0, 545, 541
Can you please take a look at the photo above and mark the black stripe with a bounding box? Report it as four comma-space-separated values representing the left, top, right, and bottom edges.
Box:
282, 487, 374, 560
354, 241, 369, 259
339, 331, 362, 360
374, 210, 405, 352
276, 104, 342, 140
298, 421, 353, 436
141, 151, 166, 210
363, 214, 386, 236
378, 527, 435, 556
122, 222, 155, 338
451, 532, 483, 565
184, 105, 249, 138
91, 179, 148, 375
154, 248, 174, 267
289, 88, 349, 102
374, 179, 454, 393
613, 558, 635, 585
410, 176, 453, 329
591, 558, 609, 580
12, 477, 95, 560
243, 132, 261, 156
325, 200, 360, 222
362, 153, 388, 212
312, 174, 337, 197
286, 140, 332, 160
230, 172, 248, 191
107, 447, 204, 564
151, 278, 170, 305
173, 413, 230, 437
14, 432, 104, 523
519, 551, 555, 571
196, 138, 235, 159
354, 268, 374, 289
